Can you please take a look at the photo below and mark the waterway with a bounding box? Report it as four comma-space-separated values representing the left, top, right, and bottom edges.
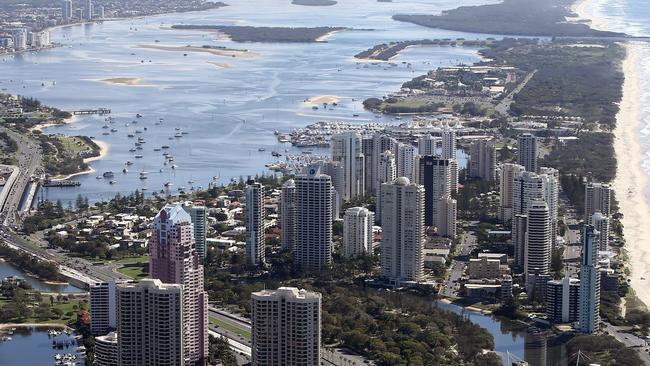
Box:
0, 327, 84, 366
0, 260, 82, 293
0, 0, 497, 206
437, 301, 569, 366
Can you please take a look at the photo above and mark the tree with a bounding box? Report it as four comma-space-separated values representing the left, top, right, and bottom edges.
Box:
208, 335, 237, 366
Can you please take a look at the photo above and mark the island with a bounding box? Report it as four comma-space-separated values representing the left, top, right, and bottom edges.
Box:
171, 25, 346, 42
291, 0, 338, 6
392, 0, 626, 37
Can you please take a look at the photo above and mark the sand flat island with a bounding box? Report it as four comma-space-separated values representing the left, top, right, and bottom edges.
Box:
171, 25, 346, 43
99, 77, 145, 86
304, 95, 350, 105
136, 44, 258, 58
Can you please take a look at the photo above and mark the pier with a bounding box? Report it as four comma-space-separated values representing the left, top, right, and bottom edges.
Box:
72, 108, 111, 116
42, 180, 81, 187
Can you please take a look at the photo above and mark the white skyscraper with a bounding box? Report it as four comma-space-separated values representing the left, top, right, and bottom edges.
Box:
591, 212, 610, 250
90, 281, 118, 336
280, 179, 296, 250
499, 163, 526, 223
294, 165, 333, 271
11, 29, 26, 51
539, 167, 559, 246
578, 225, 601, 333
62, 0, 73, 22
437, 196, 457, 238
469, 139, 497, 181
343, 207, 374, 258
394, 142, 415, 181
441, 127, 458, 192
331, 132, 365, 201
380, 177, 425, 285
245, 180, 266, 266
85, 0, 93, 20
517, 133, 538, 173
251, 287, 321, 366
95, 332, 118, 366
371, 134, 396, 194
511, 168, 559, 264
375, 151, 397, 224
183, 203, 208, 258
584, 182, 612, 222
117, 279, 184, 366
417, 134, 439, 156
525, 200, 551, 282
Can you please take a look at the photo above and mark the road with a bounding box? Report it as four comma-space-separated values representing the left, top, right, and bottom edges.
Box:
603, 322, 650, 365
440, 230, 477, 297
495, 70, 537, 116
208, 307, 375, 366
0, 127, 42, 227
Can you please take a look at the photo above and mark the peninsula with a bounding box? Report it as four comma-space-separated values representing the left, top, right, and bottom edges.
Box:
392, 0, 626, 37
171, 25, 346, 42
355, 39, 493, 61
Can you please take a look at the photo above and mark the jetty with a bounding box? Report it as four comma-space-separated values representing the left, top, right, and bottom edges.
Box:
42, 180, 80, 187
72, 108, 111, 116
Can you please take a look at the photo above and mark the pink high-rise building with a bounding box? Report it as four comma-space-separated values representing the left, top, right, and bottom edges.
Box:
150, 204, 208, 366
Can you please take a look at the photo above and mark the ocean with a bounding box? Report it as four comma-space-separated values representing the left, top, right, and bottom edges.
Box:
576, 0, 650, 308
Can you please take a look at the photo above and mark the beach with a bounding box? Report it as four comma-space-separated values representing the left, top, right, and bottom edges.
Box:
613, 43, 650, 307
28, 114, 78, 133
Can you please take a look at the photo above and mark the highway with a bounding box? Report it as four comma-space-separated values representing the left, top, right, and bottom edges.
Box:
0, 126, 42, 227
440, 229, 477, 298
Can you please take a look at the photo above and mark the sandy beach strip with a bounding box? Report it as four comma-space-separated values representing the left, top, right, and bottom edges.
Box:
136, 44, 258, 58
29, 114, 78, 133
613, 43, 650, 307
303, 95, 350, 105
315, 29, 342, 42
97, 77, 146, 86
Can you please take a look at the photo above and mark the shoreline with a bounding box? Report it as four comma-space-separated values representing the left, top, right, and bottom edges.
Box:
29, 114, 78, 133
613, 43, 650, 308
0, 323, 69, 330
571, 0, 609, 32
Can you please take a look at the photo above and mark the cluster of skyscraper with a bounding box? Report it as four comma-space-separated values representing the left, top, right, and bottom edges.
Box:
497, 133, 605, 333
61, 0, 104, 23
244, 127, 469, 286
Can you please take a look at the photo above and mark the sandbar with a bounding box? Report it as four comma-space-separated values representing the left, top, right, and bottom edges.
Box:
136, 44, 258, 58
